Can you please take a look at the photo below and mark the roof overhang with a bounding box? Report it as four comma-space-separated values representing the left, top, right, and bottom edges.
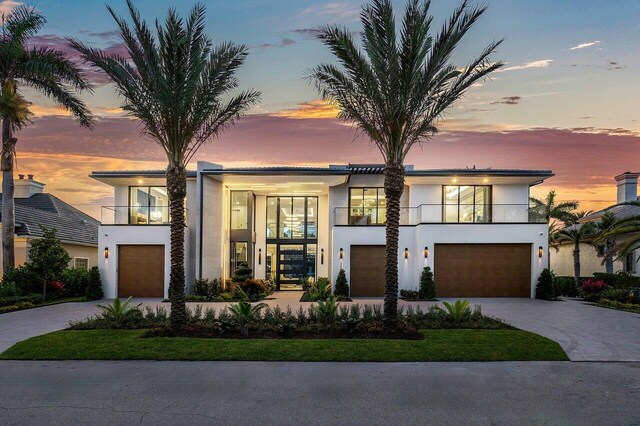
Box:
206, 173, 349, 195
90, 170, 196, 186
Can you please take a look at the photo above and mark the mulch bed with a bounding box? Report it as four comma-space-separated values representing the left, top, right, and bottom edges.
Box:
143, 324, 424, 340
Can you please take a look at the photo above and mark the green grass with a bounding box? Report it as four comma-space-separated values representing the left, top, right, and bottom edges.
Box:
0, 329, 568, 362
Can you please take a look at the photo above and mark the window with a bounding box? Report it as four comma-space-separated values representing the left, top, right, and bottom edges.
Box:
625, 252, 635, 273
230, 191, 248, 230
349, 188, 386, 225
595, 245, 606, 257
230, 241, 248, 276
267, 197, 318, 240
443, 185, 491, 223
129, 186, 169, 224
74, 257, 89, 270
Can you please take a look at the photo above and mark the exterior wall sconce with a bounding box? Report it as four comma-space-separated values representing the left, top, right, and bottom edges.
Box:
258, 248, 262, 265
321, 248, 324, 265
538, 246, 544, 258
339, 248, 344, 260
104, 247, 109, 259
404, 248, 409, 259
424, 246, 429, 258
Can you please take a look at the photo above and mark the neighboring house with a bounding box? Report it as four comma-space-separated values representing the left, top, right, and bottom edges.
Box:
0, 174, 99, 276
551, 172, 640, 277
92, 162, 552, 299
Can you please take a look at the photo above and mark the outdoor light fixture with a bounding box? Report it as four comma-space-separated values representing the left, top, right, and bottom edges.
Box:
404, 248, 409, 259
424, 246, 429, 258
483, 177, 489, 183
538, 246, 544, 258
321, 248, 324, 265
339, 248, 344, 260
258, 248, 262, 265
452, 177, 458, 183
104, 247, 109, 259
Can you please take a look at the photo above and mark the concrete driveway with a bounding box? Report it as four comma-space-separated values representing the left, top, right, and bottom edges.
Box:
0, 360, 638, 425
0, 296, 638, 361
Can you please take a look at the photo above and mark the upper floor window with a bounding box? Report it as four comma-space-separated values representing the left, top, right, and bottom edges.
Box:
266, 196, 318, 240
443, 185, 491, 223
230, 191, 249, 230
349, 188, 386, 225
129, 186, 169, 224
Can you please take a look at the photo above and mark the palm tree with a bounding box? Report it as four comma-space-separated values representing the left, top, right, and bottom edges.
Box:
309, 0, 503, 328
555, 211, 595, 287
592, 211, 620, 274
530, 190, 578, 268
0, 5, 93, 274
70, 1, 259, 329
594, 202, 640, 267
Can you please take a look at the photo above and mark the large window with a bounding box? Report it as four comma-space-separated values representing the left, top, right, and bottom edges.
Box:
129, 186, 169, 224
266, 197, 318, 240
349, 188, 386, 225
230, 191, 248, 230
230, 241, 248, 276
443, 185, 491, 223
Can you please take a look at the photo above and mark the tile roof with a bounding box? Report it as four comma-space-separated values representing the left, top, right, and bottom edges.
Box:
0, 193, 99, 246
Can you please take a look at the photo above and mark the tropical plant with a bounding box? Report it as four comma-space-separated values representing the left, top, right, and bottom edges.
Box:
334, 269, 349, 298
85, 266, 104, 300
535, 268, 555, 300
593, 202, 640, 266
309, 0, 503, 327
70, 1, 260, 328
530, 190, 578, 268
433, 299, 471, 324
419, 266, 435, 300
0, 5, 93, 274
554, 211, 595, 287
97, 297, 142, 323
592, 211, 621, 274
228, 299, 266, 335
316, 295, 338, 324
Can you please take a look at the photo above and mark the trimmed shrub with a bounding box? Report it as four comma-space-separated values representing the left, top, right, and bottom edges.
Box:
593, 272, 640, 289
193, 278, 222, 298
399, 289, 419, 300
579, 278, 607, 302
61, 268, 90, 297
553, 276, 586, 297
236, 279, 266, 298
231, 262, 252, 283
419, 267, 436, 300
0, 281, 19, 298
85, 267, 104, 300
2, 265, 41, 295
0, 294, 43, 307
598, 288, 628, 303
536, 268, 556, 300
334, 269, 349, 298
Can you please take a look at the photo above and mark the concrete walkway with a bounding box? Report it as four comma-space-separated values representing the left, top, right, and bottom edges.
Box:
0, 360, 638, 425
1, 294, 638, 361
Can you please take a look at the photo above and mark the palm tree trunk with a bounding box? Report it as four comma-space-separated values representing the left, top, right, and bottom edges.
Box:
573, 242, 580, 288
1, 117, 15, 275
167, 164, 187, 329
604, 239, 614, 274
383, 163, 404, 329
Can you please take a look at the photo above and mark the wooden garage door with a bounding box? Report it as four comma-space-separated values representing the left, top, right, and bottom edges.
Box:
350, 245, 385, 297
434, 244, 531, 297
118, 245, 165, 297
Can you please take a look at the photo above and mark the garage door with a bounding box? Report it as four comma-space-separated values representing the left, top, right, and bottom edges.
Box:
118, 245, 165, 297
350, 245, 385, 297
434, 243, 531, 297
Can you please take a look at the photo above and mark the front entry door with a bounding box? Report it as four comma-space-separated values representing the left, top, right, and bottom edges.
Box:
278, 244, 306, 290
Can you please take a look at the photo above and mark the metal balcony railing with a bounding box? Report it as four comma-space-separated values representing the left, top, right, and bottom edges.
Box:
101, 206, 172, 225
333, 204, 546, 226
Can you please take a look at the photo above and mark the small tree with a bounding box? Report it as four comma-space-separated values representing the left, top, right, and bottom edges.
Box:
232, 261, 253, 283
334, 269, 349, 298
28, 227, 70, 281
536, 268, 556, 300
85, 266, 104, 300
419, 267, 436, 300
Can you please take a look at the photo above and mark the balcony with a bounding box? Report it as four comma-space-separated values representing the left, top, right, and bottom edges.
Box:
333, 204, 546, 226
101, 206, 171, 225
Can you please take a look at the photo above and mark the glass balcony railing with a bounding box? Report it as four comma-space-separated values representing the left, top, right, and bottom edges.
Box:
101, 206, 172, 225
334, 204, 547, 226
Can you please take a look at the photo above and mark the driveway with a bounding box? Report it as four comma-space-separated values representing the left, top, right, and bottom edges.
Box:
0, 296, 638, 361
0, 360, 638, 425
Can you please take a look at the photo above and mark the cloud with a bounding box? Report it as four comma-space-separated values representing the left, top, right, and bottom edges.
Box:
607, 61, 625, 71
29, 104, 72, 118
291, 28, 322, 39
271, 99, 340, 119
569, 40, 600, 50
252, 38, 297, 49
0, 0, 22, 14
490, 96, 521, 105
497, 59, 553, 73
297, 2, 360, 22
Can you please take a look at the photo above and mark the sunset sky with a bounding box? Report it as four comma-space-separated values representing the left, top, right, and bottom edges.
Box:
7, 0, 640, 219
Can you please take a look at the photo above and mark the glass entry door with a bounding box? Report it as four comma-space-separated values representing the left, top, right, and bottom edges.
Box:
278, 244, 306, 290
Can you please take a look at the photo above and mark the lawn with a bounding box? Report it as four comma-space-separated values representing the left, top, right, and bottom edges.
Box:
0, 329, 568, 362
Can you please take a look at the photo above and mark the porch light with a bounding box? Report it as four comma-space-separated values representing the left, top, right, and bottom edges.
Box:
104, 247, 109, 259
321, 248, 324, 265
483, 177, 489, 183
538, 246, 544, 258
404, 248, 409, 259
258, 248, 262, 265
452, 177, 458, 183
339, 248, 344, 260
424, 246, 429, 258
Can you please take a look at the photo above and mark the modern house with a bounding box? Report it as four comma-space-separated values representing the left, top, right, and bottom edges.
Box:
92, 162, 552, 299
0, 174, 99, 275
551, 172, 640, 277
